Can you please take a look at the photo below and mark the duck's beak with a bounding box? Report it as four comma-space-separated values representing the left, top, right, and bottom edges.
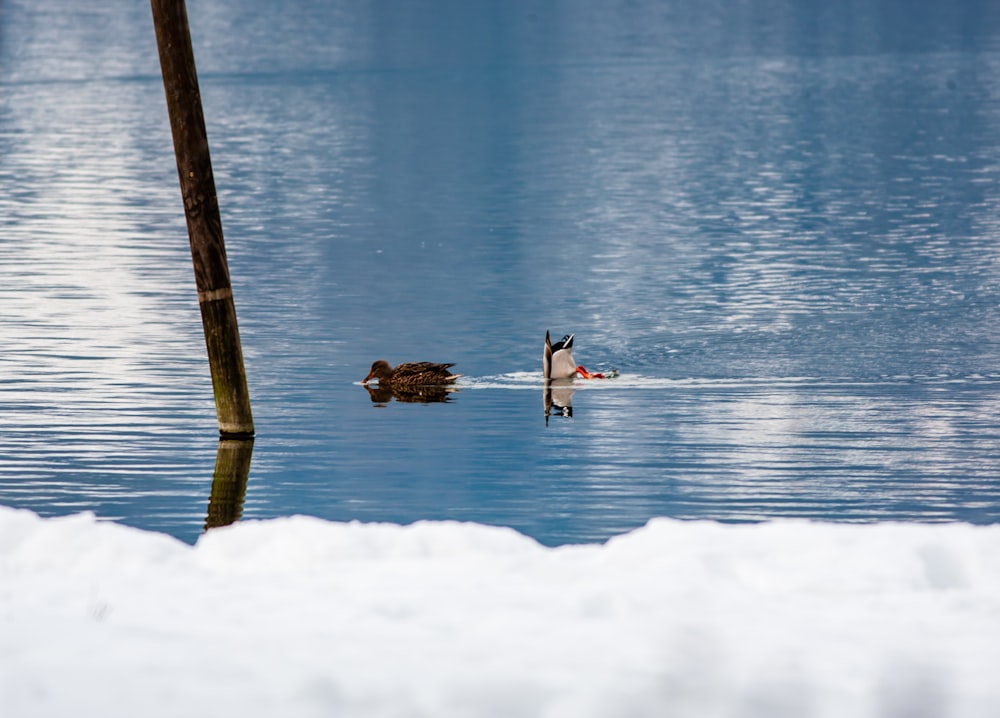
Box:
361, 371, 375, 385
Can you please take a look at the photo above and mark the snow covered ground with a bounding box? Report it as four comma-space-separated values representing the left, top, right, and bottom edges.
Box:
2, 505, 998, 717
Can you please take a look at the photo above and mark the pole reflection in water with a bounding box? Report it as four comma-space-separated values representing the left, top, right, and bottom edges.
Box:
204, 438, 255, 531
544, 380, 575, 424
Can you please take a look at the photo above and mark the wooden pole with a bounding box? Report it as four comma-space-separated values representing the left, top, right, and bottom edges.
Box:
151, 0, 254, 437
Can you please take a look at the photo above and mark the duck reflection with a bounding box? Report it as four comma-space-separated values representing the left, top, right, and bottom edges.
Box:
364, 383, 458, 405
544, 380, 575, 423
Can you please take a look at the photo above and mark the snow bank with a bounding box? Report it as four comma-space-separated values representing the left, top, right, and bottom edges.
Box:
2, 506, 998, 717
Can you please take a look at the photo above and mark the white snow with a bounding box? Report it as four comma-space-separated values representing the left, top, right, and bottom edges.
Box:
2, 505, 999, 717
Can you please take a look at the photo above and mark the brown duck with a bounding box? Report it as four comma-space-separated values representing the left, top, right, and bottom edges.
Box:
362, 360, 461, 386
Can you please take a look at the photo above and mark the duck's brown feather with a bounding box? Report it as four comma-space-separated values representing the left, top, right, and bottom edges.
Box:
390, 362, 459, 385
363, 360, 460, 386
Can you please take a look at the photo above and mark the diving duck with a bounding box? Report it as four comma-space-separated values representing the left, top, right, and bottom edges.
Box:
362, 360, 461, 386
543, 331, 605, 379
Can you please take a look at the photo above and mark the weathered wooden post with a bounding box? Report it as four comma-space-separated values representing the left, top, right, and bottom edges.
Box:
151, 0, 254, 437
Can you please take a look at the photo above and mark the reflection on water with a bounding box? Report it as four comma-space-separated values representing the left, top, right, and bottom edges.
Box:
363, 383, 458, 405
205, 438, 255, 531
544, 381, 575, 422
2, 0, 1000, 544
560, 376, 1000, 529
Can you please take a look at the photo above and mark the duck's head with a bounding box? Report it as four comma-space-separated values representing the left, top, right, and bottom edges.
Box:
363, 360, 393, 384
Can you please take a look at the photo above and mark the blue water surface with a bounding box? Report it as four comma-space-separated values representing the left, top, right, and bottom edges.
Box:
2, 0, 1000, 544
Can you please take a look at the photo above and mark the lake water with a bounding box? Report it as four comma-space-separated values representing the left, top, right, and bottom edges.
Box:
2, 0, 1000, 545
